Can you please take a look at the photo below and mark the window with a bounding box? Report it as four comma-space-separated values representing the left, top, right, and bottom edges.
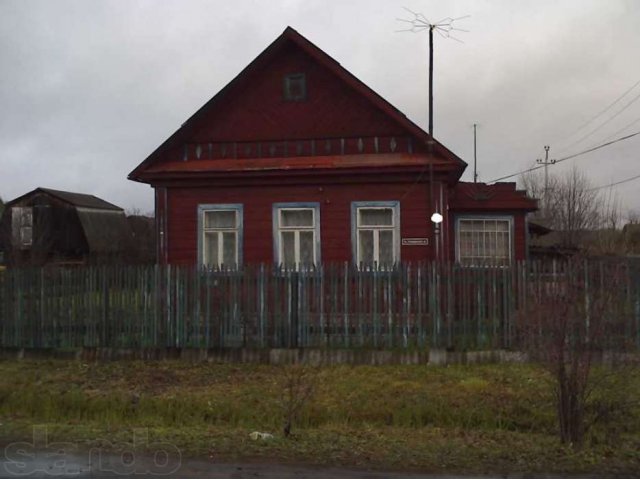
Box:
352, 201, 400, 268
273, 203, 320, 268
283, 73, 306, 101
11, 206, 33, 249
198, 204, 242, 268
456, 217, 512, 266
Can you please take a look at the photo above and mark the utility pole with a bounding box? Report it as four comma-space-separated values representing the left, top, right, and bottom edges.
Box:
536, 145, 556, 211
473, 123, 478, 183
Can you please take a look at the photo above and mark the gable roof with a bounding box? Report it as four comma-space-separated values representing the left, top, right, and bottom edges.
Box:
129, 26, 467, 182
7, 187, 123, 211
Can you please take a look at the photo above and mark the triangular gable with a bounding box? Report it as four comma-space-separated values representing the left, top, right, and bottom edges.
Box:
129, 27, 466, 181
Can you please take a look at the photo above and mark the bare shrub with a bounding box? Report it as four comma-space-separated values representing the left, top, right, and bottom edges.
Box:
279, 364, 317, 438
521, 258, 635, 447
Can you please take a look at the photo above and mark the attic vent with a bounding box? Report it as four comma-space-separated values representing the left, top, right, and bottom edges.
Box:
283, 73, 306, 101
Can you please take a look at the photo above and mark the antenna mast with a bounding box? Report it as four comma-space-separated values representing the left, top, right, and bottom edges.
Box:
473, 123, 478, 183
397, 8, 469, 136
397, 9, 469, 261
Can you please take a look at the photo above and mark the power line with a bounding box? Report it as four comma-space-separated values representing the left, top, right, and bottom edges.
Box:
558, 87, 640, 152
587, 172, 640, 192
489, 129, 640, 183
596, 115, 640, 145
554, 78, 640, 150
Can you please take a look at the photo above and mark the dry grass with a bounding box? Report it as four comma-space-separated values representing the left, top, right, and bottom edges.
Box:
0, 359, 638, 475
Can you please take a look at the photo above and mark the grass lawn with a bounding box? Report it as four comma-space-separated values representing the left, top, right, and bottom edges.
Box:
0, 360, 639, 476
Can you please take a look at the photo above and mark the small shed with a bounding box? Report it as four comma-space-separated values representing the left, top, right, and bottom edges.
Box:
0, 188, 131, 266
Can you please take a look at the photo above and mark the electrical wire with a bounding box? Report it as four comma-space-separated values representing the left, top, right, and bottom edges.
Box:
587, 172, 640, 192
553, 78, 640, 150
595, 115, 640, 145
488, 129, 640, 183
558, 88, 640, 152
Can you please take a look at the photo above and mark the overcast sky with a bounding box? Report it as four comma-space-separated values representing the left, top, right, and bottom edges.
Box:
1, 0, 639, 215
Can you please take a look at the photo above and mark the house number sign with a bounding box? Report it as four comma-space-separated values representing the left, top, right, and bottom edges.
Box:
401, 238, 429, 246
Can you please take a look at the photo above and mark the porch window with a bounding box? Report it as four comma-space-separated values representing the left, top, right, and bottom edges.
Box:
273, 203, 320, 268
457, 217, 512, 266
352, 201, 400, 268
198, 204, 243, 268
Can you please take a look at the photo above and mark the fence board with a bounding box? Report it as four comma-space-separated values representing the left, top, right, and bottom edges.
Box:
1, 260, 639, 351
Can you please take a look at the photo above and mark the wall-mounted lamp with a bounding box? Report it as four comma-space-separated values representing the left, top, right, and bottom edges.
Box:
431, 212, 443, 235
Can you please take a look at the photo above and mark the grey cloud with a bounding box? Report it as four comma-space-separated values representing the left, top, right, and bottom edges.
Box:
1, 0, 639, 215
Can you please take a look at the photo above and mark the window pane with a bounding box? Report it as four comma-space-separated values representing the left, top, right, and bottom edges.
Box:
22, 209, 33, 227
487, 232, 496, 256
458, 218, 511, 265
204, 210, 236, 229
496, 232, 509, 257
460, 231, 472, 257
281, 231, 296, 265
21, 227, 33, 245
204, 232, 219, 266
379, 230, 394, 265
222, 232, 236, 266
281, 209, 313, 227
359, 208, 393, 226
299, 231, 314, 265
358, 230, 374, 264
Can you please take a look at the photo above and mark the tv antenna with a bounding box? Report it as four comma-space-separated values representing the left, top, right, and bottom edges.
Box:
397, 8, 469, 136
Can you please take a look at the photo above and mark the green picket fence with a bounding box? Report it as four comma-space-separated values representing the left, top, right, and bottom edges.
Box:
0, 260, 639, 351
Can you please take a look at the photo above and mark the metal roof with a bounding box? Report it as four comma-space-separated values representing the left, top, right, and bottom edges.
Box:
38, 188, 123, 211
76, 208, 131, 254
6, 188, 123, 211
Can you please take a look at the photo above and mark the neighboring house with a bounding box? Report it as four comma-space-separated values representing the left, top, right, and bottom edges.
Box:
529, 227, 634, 260
128, 27, 537, 268
0, 188, 131, 266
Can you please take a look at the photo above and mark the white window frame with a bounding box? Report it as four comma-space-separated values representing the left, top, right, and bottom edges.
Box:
455, 215, 513, 266
197, 204, 243, 268
351, 201, 400, 268
273, 203, 321, 268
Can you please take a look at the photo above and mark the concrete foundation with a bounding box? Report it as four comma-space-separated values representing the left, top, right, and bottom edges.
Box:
0, 346, 539, 365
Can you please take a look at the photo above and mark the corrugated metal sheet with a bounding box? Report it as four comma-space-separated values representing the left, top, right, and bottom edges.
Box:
76, 208, 131, 254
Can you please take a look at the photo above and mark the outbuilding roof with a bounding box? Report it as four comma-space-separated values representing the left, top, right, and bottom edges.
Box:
7, 187, 123, 211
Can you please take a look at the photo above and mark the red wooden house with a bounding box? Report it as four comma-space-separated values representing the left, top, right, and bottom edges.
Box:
129, 27, 536, 268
